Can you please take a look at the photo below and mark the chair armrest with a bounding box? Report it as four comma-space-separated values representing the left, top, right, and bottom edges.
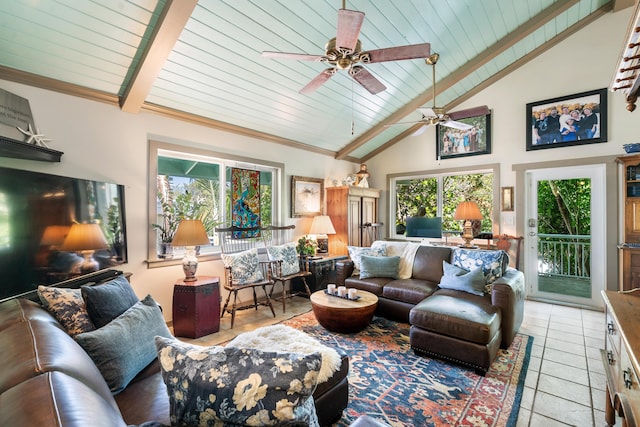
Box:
335, 260, 354, 286
491, 268, 525, 348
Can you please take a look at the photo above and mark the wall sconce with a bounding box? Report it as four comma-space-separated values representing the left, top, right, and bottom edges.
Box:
453, 201, 483, 248
308, 215, 336, 254
172, 219, 210, 282
60, 223, 109, 273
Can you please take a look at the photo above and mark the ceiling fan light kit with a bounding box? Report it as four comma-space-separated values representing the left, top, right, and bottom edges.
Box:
262, 3, 430, 95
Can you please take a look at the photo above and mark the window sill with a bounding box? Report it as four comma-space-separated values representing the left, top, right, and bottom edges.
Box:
146, 253, 221, 269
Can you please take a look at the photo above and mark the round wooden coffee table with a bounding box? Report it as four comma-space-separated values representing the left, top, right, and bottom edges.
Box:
310, 289, 378, 333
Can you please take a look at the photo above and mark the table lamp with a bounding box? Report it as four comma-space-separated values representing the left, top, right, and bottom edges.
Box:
453, 201, 483, 248
172, 219, 210, 282
309, 215, 336, 254
60, 223, 109, 273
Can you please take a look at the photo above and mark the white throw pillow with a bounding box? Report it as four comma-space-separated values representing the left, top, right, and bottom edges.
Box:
222, 248, 264, 285
266, 242, 301, 276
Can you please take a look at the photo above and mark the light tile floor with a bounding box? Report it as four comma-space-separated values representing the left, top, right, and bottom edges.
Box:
175, 297, 608, 427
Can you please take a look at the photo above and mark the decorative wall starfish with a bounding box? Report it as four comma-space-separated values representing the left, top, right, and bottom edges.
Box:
16, 123, 53, 148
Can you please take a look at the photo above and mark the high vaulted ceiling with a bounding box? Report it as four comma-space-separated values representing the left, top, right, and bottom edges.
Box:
0, 0, 629, 162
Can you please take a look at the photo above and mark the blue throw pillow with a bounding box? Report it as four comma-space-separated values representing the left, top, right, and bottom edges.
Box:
81, 275, 139, 328
451, 248, 508, 284
439, 261, 486, 296
75, 295, 172, 394
155, 336, 321, 426
359, 255, 401, 279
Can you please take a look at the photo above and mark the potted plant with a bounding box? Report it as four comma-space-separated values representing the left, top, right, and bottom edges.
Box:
296, 236, 318, 258
152, 188, 194, 258
105, 198, 124, 259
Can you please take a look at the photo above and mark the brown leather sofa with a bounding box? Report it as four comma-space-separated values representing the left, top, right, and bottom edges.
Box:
0, 297, 349, 426
336, 244, 525, 375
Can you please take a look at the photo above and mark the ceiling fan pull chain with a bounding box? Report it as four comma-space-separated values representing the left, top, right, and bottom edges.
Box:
351, 78, 355, 135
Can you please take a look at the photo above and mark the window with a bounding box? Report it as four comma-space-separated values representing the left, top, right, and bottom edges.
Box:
148, 140, 283, 263
389, 165, 498, 240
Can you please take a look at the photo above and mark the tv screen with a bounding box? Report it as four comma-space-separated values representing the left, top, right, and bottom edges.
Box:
405, 216, 442, 238
0, 166, 127, 301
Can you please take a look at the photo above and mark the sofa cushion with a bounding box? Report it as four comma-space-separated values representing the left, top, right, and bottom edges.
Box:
348, 245, 386, 273
266, 242, 300, 276
221, 248, 264, 285
439, 261, 486, 296
81, 276, 139, 328
345, 276, 393, 296
155, 336, 321, 427
37, 285, 96, 336
359, 255, 400, 279
451, 248, 508, 285
411, 245, 452, 283
75, 295, 172, 394
381, 279, 439, 305
409, 290, 501, 345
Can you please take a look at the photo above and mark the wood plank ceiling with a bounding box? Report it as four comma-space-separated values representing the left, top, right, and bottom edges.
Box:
0, 0, 622, 162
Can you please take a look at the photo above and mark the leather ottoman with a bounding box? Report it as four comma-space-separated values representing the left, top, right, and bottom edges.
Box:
314, 348, 350, 426
409, 288, 502, 375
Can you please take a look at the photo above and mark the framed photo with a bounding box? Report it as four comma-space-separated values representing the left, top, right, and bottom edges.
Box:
501, 186, 514, 212
526, 88, 607, 151
291, 176, 323, 217
436, 112, 491, 160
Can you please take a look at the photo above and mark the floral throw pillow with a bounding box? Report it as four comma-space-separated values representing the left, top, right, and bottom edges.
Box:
347, 245, 387, 273
154, 336, 321, 427
451, 248, 508, 285
37, 285, 95, 337
266, 242, 301, 276
222, 248, 264, 285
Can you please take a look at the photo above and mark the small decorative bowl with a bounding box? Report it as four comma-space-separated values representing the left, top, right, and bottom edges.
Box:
623, 143, 640, 153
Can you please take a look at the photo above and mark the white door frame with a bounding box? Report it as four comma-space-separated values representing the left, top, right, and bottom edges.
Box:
524, 164, 606, 309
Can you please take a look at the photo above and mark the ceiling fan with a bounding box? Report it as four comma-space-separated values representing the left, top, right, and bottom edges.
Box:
389, 53, 490, 135
262, 1, 430, 95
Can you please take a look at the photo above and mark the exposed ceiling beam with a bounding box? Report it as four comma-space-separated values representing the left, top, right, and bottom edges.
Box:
120, 0, 197, 113
335, 0, 580, 160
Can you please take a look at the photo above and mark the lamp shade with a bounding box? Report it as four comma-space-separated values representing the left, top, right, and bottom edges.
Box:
172, 219, 210, 246
60, 223, 109, 251
453, 201, 483, 220
308, 215, 336, 235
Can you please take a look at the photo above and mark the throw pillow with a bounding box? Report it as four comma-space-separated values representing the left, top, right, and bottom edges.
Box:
439, 261, 486, 296
347, 245, 386, 273
37, 285, 96, 336
155, 336, 321, 427
81, 275, 139, 328
266, 242, 301, 276
222, 248, 265, 285
359, 255, 401, 279
75, 295, 172, 394
451, 248, 508, 284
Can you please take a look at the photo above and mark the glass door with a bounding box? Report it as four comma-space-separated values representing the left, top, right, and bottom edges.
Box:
525, 165, 605, 308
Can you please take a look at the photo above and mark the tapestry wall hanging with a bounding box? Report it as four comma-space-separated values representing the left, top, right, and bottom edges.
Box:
231, 168, 260, 237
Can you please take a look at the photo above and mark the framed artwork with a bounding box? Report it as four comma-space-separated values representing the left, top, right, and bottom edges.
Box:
501, 186, 514, 212
291, 176, 323, 218
436, 112, 491, 160
526, 88, 608, 151
231, 168, 260, 236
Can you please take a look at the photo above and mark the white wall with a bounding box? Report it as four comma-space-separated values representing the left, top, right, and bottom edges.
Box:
367, 7, 640, 236
0, 80, 356, 319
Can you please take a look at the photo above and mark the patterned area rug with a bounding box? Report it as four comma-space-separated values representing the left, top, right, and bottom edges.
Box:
282, 311, 532, 427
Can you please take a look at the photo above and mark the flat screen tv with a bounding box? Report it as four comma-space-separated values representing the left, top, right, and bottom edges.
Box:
0, 166, 127, 301
405, 216, 442, 238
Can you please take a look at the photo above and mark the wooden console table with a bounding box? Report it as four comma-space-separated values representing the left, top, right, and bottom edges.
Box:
601, 289, 640, 427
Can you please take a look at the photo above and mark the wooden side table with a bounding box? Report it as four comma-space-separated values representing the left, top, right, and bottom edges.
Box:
172, 276, 220, 338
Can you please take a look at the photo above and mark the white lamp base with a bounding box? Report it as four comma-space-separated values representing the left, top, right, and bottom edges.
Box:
182, 246, 198, 282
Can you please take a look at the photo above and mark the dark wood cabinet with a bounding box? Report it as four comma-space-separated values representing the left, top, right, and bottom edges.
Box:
292, 254, 348, 293
172, 276, 220, 338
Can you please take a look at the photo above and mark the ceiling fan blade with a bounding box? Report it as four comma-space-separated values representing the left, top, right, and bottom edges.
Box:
418, 107, 436, 117
262, 51, 324, 62
299, 68, 336, 94
349, 66, 386, 94
336, 9, 365, 52
442, 120, 473, 131
384, 120, 423, 127
363, 43, 430, 63
448, 105, 490, 120
412, 125, 429, 136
